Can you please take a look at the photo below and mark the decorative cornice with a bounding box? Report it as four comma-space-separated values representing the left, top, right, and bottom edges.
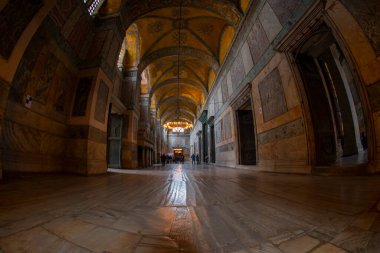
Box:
274, 0, 326, 53
230, 83, 251, 110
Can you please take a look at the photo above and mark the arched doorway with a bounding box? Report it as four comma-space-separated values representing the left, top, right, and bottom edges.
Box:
295, 24, 368, 167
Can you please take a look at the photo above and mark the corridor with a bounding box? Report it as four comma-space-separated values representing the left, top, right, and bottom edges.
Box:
0, 164, 379, 252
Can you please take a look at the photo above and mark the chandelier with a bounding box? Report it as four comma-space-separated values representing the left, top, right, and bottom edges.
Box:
164, 121, 193, 132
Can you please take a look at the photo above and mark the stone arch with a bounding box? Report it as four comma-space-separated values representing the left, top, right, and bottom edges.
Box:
122, 0, 242, 28
138, 47, 220, 73
149, 78, 208, 101
160, 108, 196, 121
157, 96, 198, 110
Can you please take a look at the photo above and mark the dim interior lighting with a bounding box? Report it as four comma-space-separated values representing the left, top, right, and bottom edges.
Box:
164, 121, 192, 132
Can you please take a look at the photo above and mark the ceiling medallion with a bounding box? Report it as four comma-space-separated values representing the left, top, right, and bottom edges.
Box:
173, 18, 187, 29
172, 31, 187, 44
173, 69, 186, 78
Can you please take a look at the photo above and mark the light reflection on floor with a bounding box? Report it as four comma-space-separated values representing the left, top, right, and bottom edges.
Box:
1, 164, 380, 252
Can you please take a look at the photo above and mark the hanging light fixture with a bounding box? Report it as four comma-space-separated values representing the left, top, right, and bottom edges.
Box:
163, 0, 193, 133
164, 121, 192, 131
176, 0, 182, 121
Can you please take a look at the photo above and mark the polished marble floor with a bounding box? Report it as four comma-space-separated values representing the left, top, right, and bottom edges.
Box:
0, 164, 379, 252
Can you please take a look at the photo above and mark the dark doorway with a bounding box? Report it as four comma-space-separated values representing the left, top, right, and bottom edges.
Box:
209, 124, 216, 163
197, 132, 202, 163
173, 148, 184, 163
137, 145, 143, 167
236, 101, 256, 165
202, 123, 208, 163
296, 25, 367, 166
107, 114, 123, 169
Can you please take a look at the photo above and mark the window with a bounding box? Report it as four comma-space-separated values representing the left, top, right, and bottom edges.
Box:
84, 0, 104, 15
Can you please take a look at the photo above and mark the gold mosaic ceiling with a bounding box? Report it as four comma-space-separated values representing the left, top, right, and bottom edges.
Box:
102, 0, 250, 124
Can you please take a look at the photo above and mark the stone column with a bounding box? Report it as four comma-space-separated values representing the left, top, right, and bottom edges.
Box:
0, 80, 10, 179
66, 71, 112, 175
120, 68, 140, 169
137, 93, 151, 168
64, 12, 125, 175
207, 116, 215, 163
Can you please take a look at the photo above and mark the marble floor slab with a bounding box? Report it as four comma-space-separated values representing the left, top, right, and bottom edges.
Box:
0, 164, 379, 252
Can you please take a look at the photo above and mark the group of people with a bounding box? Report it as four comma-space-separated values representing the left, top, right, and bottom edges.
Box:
160, 154, 185, 165
191, 153, 200, 165
159, 153, 201, 166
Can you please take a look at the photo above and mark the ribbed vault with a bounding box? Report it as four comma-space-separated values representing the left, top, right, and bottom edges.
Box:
108, 0, 248, 127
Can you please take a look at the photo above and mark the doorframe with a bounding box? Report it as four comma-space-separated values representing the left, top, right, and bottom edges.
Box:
107, 113, 123, 169
230, 83, 258, 165
274, 0, 374, 167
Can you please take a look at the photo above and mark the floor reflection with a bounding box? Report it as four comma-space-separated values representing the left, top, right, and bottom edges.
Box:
1, 164, 380, 252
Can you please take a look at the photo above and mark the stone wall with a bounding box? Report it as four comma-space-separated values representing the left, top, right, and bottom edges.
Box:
192, 0, 380, 173
2, 15, 81, 174
0, 0, 124, 175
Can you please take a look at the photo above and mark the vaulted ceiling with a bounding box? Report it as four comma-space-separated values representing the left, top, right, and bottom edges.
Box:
101, 0, 251, 124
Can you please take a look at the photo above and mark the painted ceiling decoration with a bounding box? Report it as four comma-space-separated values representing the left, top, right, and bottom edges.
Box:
123, 0, 243, 27
105, 0, 248, 125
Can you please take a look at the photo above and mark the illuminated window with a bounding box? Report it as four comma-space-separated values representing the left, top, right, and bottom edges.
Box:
172, 127, 185, 133
84, 0, 104, 15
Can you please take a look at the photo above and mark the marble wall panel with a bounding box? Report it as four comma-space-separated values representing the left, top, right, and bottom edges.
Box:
94, 81, 109, 123
259, 3, 282, 42
2, 120, 41, 153
258, 118, 304, 145
10, 18, 77, 112
247, 20, 270, 64
54, 64, 73, 113
216, 143, 235, 153
0, 0, 43, 59
215, 148, 236, 166
217, 86, 223, 111
241, 41, 254, 74
340, 0, 380, 55
223, 112, 232, 140
221, 78, 229, 103
67, 125, 107, 144
258, 134, 308, 162
267, 0, 302, 25
226, 72, 233, 96
40, 132, 66, 156
29, 46, 59, 105
215, 120, 222, 144
258, 68, 288, 122
230, 53, 246, 88
9, 28, 44, 104
72, 77, 93, 117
